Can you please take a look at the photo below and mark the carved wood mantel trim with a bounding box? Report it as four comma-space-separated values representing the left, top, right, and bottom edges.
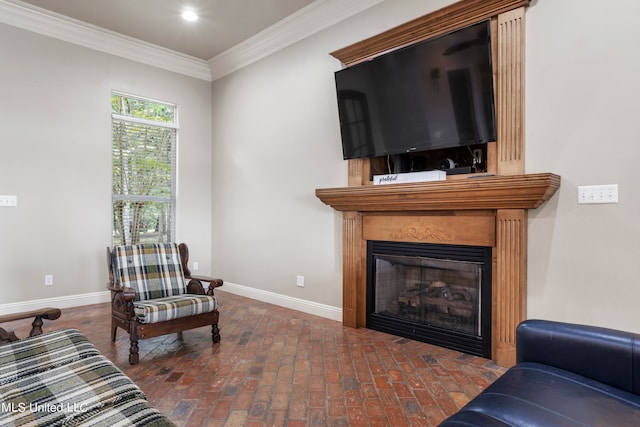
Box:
494, 209, 527, 364
497, 7, 526, 174
342, 212, 363, 328
363, 215, 496, 247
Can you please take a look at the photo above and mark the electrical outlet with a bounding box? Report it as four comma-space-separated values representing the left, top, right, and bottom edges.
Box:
296, 275, 305, 287
192, 261, 199, 271
45, 275, 53, 286
578, 184, 618, 204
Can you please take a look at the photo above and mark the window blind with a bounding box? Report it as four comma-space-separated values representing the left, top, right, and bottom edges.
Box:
111, 93, 177, 245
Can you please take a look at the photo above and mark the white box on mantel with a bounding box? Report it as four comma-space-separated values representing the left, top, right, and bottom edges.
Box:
373, 170, 446, 185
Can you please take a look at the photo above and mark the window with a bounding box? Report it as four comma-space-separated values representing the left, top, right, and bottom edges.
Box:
111, 93, 177, 245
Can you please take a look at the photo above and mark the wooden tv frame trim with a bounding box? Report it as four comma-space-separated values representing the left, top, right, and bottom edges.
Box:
332, 0, 530, 184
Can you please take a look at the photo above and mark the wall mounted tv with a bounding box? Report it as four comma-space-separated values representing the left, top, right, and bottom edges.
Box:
335, 20, 496, 160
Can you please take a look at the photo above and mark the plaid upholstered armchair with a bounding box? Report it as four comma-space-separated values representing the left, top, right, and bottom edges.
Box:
107, 242, 222, 364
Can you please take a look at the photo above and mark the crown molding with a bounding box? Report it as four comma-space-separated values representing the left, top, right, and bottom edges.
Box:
0, 0, 212, 81
209, 0, 383, 81
0, 0, 383, 83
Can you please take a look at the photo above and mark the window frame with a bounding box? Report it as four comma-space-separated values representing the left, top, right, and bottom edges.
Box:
111, 92, 179, 246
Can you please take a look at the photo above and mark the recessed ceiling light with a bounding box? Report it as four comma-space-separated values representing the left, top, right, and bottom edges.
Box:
181, 10, 198, 22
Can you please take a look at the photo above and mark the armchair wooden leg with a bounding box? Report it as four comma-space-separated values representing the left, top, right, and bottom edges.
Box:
212, 310, 221, 343
129, 327, 140, 365
111, 318, 117, 342
212, 323, 220, 343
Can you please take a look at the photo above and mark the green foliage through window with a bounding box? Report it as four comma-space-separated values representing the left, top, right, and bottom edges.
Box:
112, 93, 177, 245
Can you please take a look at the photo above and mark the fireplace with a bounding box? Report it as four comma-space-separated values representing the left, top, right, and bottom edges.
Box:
316, 180, 560, 366
367, 241, 491, 357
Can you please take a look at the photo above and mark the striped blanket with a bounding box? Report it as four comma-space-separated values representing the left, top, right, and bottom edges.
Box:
0, 328, 175, 426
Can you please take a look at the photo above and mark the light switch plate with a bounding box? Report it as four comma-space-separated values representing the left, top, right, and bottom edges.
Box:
578, 184, 618, 204
0, 195, 17, 207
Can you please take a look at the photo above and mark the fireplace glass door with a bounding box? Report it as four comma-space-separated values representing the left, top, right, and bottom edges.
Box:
374, 255, 483, 336
367, 241, 491, 357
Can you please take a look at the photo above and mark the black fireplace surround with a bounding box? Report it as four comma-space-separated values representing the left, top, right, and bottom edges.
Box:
366, 241, 492, 358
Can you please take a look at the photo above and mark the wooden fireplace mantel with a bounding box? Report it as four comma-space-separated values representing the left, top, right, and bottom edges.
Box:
316, 173, 560, 212
316, 174, 560, 367
316, 0, 558, 367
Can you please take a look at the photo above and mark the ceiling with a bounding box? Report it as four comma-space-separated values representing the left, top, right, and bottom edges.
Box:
16, 0, 317, 60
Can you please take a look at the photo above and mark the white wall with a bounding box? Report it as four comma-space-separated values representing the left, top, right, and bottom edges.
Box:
212, 0, 640, 333
0, 23, 212, 307
526, 0, 640, 331
210, 0, 459, 309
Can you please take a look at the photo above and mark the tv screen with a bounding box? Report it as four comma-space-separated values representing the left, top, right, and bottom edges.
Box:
335, 20, 496, 160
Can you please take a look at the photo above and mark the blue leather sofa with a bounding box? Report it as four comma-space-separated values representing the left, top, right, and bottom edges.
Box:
440, 319, 640, 426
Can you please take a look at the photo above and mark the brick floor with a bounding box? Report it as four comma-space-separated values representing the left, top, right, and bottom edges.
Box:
3, 290, 505, 426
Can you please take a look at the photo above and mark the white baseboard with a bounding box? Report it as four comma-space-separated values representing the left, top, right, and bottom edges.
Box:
217, 282, 342, 322
0, 285, 343, 324
0, 291, 111, 316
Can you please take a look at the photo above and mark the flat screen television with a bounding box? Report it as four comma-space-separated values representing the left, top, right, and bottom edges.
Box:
335, 20, 496, 160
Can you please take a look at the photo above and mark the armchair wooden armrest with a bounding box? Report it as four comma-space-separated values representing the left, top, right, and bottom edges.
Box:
186, 275, 223, 295
179, 243, 224, 295
107, 284, 137, 301
0, 307, 61, 344
188, 275, 223, 288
